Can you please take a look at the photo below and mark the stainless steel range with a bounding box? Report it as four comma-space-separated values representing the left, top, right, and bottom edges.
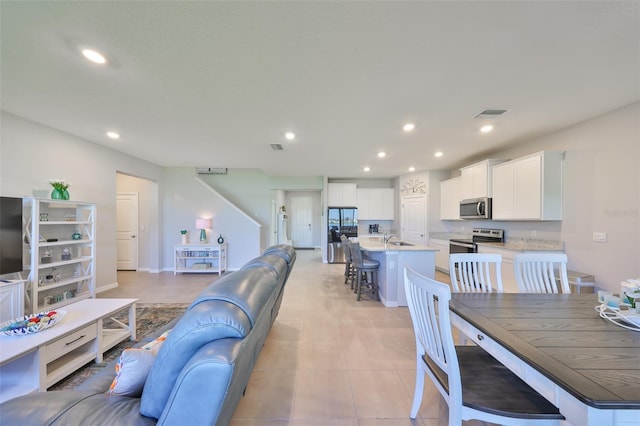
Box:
449, 228, 504, 254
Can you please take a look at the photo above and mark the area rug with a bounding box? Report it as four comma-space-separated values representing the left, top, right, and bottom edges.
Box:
48, 303, 188, 391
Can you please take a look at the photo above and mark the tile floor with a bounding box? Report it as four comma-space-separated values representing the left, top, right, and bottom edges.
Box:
103, 249, 488, 426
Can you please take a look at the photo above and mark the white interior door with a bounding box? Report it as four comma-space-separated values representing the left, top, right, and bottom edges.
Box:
401, 195, 427, 245
117, 192, 139, 270
291, 196, 313, 247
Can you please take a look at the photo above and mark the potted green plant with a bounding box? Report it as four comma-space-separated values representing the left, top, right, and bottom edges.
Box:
180, 229, 188, 244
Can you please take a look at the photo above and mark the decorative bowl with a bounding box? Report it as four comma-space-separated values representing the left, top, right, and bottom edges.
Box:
0, 310, 66, 336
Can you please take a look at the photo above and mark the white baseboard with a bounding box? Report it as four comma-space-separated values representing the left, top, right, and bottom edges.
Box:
96, 282, 119, 293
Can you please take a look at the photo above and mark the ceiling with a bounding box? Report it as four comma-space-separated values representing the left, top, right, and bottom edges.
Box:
1, 1, 638, 178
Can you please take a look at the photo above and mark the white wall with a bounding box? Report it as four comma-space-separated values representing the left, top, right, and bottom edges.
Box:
161, 168, 262, 270
199, 170, 323, 250
1, 112, 163, 290
438, 102, 640, 292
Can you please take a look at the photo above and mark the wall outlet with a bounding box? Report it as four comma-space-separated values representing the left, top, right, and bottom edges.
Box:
593, 232, 607, 243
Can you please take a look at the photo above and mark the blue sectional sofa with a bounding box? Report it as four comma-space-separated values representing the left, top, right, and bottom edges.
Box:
0, 245, 296, 426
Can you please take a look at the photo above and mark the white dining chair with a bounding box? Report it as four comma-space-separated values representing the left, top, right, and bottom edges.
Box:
403, 266, 564, 426
513, 253, 570, 294
449, 253, 503, 293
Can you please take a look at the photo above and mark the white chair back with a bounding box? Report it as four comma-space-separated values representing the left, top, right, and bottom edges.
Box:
449, 253, 503, 293
404, 266, 462, 419
514, 253, 570, 294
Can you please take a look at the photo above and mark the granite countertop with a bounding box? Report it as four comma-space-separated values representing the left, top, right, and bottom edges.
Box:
358, 238, 438, 252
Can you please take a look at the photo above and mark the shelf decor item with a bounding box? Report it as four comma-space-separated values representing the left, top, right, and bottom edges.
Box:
0, 310, 66, 336
195, 218, 211, 243
48, 179, 71, 200
217, 234, 224, 244
180, 229, 188, 244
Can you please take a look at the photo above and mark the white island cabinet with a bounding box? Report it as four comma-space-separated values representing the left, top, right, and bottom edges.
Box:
359, 239, 438, 307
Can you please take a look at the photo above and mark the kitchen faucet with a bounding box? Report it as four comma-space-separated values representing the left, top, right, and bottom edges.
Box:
384, 233, 398, 244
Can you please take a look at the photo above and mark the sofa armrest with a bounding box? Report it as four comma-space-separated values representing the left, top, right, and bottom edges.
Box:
158, 338, 245, 426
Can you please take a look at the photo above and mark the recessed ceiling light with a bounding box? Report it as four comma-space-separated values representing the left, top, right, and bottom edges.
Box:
285, 132, 295, 141
480, 125, 494, 133
408, 166, 415, 172
106, 131, 120, 139
377, 152, 386, 158
434, 151, 443, 158
403, 123, 415, 132
363, 167, 370, 172
82, 48, 107, 64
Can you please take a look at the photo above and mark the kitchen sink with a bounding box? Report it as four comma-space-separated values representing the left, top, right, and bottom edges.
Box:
387, 241, 414, 246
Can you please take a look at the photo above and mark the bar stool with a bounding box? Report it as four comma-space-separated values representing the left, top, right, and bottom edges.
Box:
341, 235, 355, 288
349, 242, 380, 301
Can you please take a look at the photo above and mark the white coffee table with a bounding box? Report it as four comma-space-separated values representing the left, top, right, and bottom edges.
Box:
0, 298, 137, 403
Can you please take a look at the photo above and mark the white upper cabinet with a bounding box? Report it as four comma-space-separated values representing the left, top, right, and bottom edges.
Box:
357, 188, 394, 220
440, 177, 461, 220
327, 183, 357, 207
491, 151, 563, 220
459, 159, 504, 200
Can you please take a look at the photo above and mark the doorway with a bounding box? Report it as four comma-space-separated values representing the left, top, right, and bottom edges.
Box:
401, 194, 427, 245
117, 192, 139, 270
290, 196, 313, 248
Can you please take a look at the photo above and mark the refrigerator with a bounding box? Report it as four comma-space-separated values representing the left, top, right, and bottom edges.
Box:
327, 207, 358, 263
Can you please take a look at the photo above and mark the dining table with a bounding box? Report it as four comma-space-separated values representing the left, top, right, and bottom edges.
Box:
449, 292, 640, 426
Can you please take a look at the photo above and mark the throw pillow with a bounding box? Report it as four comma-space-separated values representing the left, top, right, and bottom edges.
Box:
108, 330, 170, 397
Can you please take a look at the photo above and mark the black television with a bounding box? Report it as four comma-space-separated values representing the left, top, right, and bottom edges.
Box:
0, 196, 23, 276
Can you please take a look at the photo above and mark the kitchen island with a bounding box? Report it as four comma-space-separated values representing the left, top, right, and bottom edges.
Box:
359, 238, 439, 307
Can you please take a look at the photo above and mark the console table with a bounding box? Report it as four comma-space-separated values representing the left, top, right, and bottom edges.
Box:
0, 298, 137, 403
174, 243, 227, 275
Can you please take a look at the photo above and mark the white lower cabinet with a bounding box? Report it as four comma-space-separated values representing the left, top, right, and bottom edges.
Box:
477, 246, 519, 293
429, 238, 450, 274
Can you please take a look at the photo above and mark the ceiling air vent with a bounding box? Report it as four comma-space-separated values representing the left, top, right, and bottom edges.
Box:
196, 167, 228, 175
475, 109, 509, 118
270, 143, 284, 151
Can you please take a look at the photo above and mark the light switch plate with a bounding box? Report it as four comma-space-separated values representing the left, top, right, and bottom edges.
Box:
593, 232, 607, 243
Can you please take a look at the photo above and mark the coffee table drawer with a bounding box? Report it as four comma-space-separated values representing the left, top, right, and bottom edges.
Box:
43, 324, 97, 363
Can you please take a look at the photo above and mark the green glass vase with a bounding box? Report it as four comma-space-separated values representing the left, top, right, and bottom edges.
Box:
51, 189, 63, 200
62, 189, 70, 200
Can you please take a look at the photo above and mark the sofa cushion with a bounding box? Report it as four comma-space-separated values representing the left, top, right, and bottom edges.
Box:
140, 299, 252, 419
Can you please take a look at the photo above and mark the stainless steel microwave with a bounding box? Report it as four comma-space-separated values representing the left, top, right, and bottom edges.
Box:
460, 197, 492, 220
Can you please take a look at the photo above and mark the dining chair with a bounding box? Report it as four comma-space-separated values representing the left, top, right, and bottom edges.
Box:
449, 253, 503, 293
513, 253, 570, 294
349, 242, 380, 301
403, 266, 564, 426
